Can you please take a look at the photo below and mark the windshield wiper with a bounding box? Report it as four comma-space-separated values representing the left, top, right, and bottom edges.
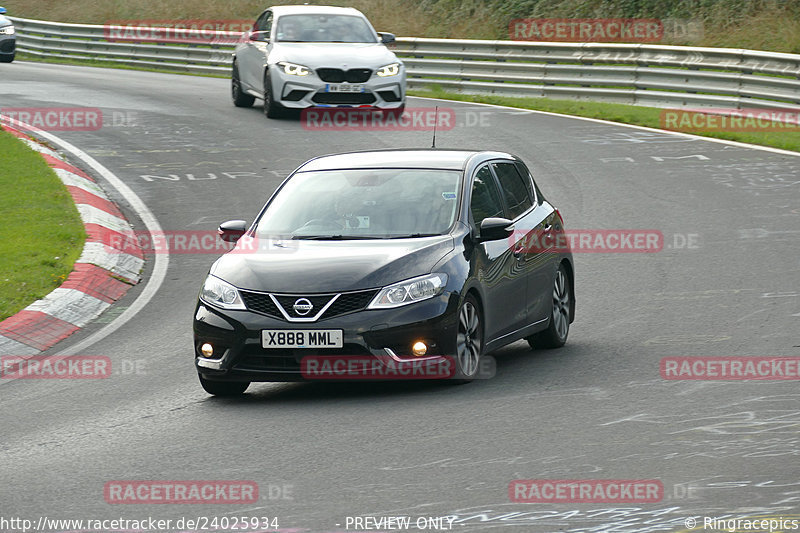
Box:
292, 235, 381, 240
387, 233, 441, 239
292, 234, 440, 240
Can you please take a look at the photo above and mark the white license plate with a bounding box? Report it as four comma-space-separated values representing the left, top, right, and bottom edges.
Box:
262, 329, 343, 349
325, 84, 365, 93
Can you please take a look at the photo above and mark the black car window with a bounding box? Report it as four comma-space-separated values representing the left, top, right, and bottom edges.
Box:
493, 162, 533, 219
515, 161, 540, 205
256, 12, 272, 36
470, 165, 505, 228
254, 169, 461, 238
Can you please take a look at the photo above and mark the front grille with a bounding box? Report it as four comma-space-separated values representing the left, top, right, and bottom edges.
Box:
312, 92, 376, 105
235, 344, 373, 372
273, 294, 336, 319
237, 348, 300, 371
240, 291, 282, 319
0, 40, 14, 53
240, 288, 378, 321
316, 68, 372, 83
321, 289, 378, 319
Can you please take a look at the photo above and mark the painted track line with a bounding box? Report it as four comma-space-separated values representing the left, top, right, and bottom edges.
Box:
411, 95, 800, 158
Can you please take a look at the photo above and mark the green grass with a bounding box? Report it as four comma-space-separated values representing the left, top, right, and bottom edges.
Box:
409, 86, 800, 153
0, 128, 86, 321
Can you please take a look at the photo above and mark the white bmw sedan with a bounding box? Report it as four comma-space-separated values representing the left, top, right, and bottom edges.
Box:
232, 5, 405, 118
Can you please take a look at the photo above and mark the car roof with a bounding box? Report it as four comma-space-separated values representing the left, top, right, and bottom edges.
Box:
270, 5, 364, 17
297, 149, 518, 171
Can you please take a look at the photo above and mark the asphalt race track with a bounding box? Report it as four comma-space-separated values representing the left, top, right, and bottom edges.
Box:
1, 62, 799, 533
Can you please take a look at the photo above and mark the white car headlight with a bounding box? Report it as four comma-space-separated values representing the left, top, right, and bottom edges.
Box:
0, 26, 14, 35
369, 273, 448, 309
376, 63, 400, 77
200, 275, 246, 310
277, 61, 310, 76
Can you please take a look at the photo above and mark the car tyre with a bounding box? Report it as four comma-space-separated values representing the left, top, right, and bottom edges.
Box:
527, 263, 570, 350
0, 53, 14, 63
452, 294, 483, 383
231, 63, 255, 108
263, 71, 285, 118
198, 374, 250, 396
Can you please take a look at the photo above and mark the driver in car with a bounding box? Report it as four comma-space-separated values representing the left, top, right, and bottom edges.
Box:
278, 20, 300, 41
292, 194, 365, 234
334, 194, 365, 230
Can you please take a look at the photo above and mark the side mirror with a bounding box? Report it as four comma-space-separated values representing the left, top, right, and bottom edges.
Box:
249, 31, 269, 42
218, 220, 248, 242
378, 32, 395, 44
477, 217, 514, 243
0, 7, 7, 14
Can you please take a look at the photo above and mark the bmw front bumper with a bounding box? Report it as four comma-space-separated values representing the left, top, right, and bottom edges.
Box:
270, 64, 406, 110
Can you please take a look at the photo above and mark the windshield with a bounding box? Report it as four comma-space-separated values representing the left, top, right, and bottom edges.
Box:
255, 169, 461, 239
275, 14, 377, 43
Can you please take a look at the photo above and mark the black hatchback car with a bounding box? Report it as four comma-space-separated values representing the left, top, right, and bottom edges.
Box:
194, 149, 574, 395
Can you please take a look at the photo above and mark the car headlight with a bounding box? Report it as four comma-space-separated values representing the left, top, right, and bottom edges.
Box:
376, 63, 400, 77
277, 61, 310, 76
369, 273, 448, 309
0, 26, 14, 35
199, 275, 246, 310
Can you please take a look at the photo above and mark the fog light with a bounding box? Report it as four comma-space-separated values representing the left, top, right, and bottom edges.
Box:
201, 343, 214, 357
412, 341, 428, 356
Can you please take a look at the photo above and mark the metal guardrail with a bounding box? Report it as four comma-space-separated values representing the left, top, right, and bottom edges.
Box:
10, 17, 236, 74
10, 16, 800, 111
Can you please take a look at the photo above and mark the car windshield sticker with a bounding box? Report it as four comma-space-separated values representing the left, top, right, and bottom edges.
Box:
345, 216, 370, 229
442, 192, 457, 200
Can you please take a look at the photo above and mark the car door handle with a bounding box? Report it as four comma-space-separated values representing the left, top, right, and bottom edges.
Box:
543, 223, 553, 232
513, 245, 524, 258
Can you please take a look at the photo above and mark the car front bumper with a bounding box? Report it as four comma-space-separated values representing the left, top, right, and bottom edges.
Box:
270, 65, 405, 110
194, 291, 458, 382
